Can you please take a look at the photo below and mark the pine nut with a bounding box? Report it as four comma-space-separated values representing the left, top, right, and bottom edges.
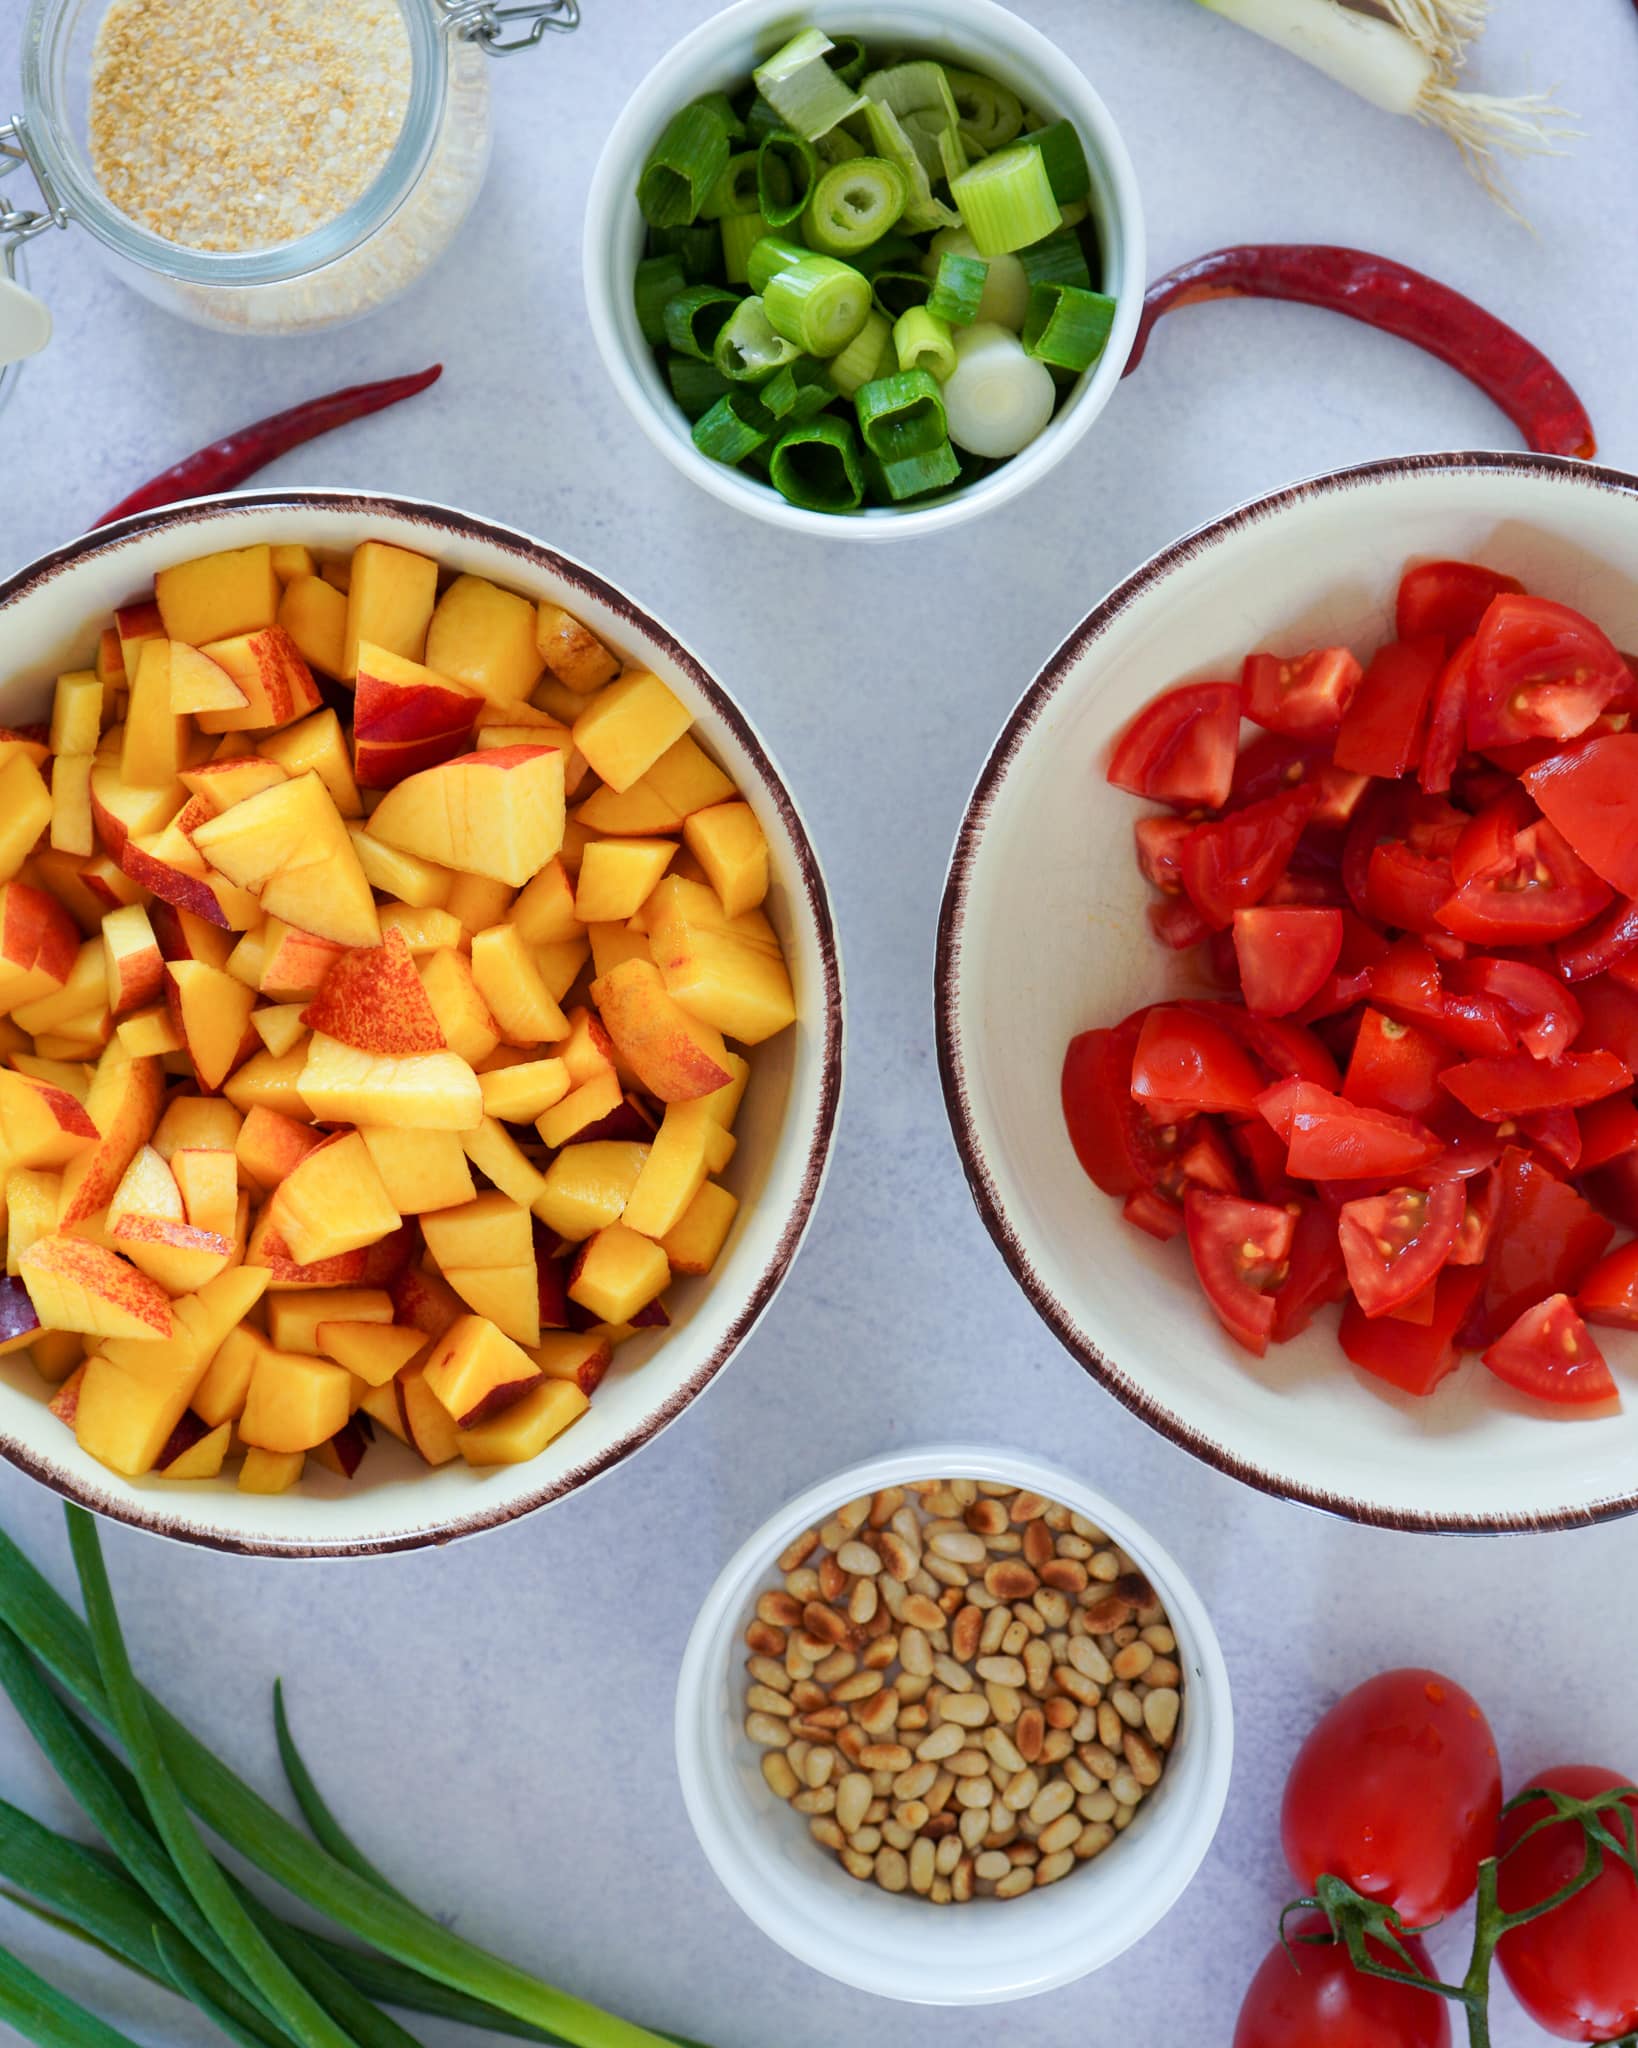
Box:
902, 1594, 945, 1631
757, 1591, 801, 1628
1113, 1641, 1154, 1681
810, 1818, 844, 1851
745, 1620, 786, 1658
850, 1825, 882, 1853
831, 1668, 883, 1704
802, 1601, 852, 1647
916, 1723, 964, 1763
952, 1855, 975, 1901
895, 1801, 929, 1833
1080, 1742, 1119, 1782
1009, 1490, 1048, 1523
893, 1762, 936, 1801
933, 1655, 974, 1694
804, 1747, 836, 1790
840, 1847, 873, 1880
835, 1773, 872, 1833
1110, 1686, 1144, 1729
859, 1742, 911, 1772
762, 1752, 799, 1799
1089, 1549, 1121, 1581
985, 1681, 1022, 1726
1111, 1772, 1145, 1807
747, 1685, 793, 1720
747, 1656, 791, 1693
946, 1749, 990, 1778
778, 1529, 819, 1572
1002, 1767, 1040, 1812
1098, 1702, 1124, 1750
837, 1540, 881, 1576
1016, 1707, 1044, 1762
951, 1606, 982, 1662
994, 1866, 1034, 1898
909, 1838, 936, 1894
849, 1578, 879, 1626
924, 1555, 970, 1589
1124, 1730, 1162, 1786
1041, 1558, 1088, 1594
1038, 1812, 1082, 1856
1028, 1779, 1076, 1828
745, 1713, 788, 1746
1036, 1848, 1075, 1886
1023, 1641, 1053, 1694
792, 1788, 834, 1816
1080, 1790, 1117, 1823
810, 1560, 840, 1601
1144, 1688, 1181, 1746
1076, 1822, 1116, 1860
939, 1694, 990, 1728
976, 1654, 1026, 1687
965, 1499, 1008, 1537
984, 1560, 1039, 1601
1023, 1518, 1055, 1570
983, 1727, 1026, 1775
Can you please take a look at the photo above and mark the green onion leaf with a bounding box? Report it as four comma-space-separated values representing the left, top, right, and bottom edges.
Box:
744, 234, 809, 295
823, 33, 868, 87
698, 149, 761, 221
1018, 227, 1091, 291
762, 255, 872, 357
825, 309, 895, 397
647, 222, 723, 285
274, 1680, 404, 1903
0, 1936, 147, 2048
1028, 118, 1091, 205
949, 143, 1061, 255
636, 105, 732, 228
661, 283, 741, 362
945, 67, 1023, 151
712, 296, 802, 383
307, 1940, 579, 2047
666, 354, 731, 420
692, 389, 776, 465
752, 29, 866, 142
633, 255, 686, 347
869, 267, 933, 320
761, 357, 833, 420
719, 210, 771, 285
742, 94, 785, 143
1022, 281, 1116, 372
893, 306, 957, 381
689, 91, 746, 144
800, 157, 907, 257
926, 249, 987, 325
855, 368, 948, 461
866, 440, 962, 502
755, 129, 818, 229
152, 1928, 284, 2048
814, 126, 866, 166
860, 99, 959, 232
860, 62, 962, 176
0, 1801, 182, 1996
768, 415, 865, 512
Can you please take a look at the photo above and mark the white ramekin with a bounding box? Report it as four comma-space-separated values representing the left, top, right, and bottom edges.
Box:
584, 0, 1146, 541
674, 1443, 1231, 2003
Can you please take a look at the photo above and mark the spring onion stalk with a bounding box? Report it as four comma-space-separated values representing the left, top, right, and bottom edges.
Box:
0, 1524, 677, 2048
923, 227, 1029, 327
152, 1929, 285, 2048
762, 255, 871, 356
854, 368, 947, 461
636, 105, 731, 228
870, 441, 961, 502
309, 1940, 573, 2046
0, 1938, 148, 2048
849, 229, 922, 279
860, 100, 958, 231
1189, 0, 1575, 213
712, 297, 801, 383
741, 94, 784, 143
689, 91, 746, 143
1022, 281, 1115, 372
949, 143, 1060, 255
666, 354, 730, 419
692, 390, 775, 464
647, 223, 721, 284
933, 123, 971, 192
824, 309, 895, 397
869, 267, 933, 320
768, 416, 865, 512
744, 234, 809, 295
1025, 118, 1091, 205
1017, 227, 1090, 291
946, 66, 1023, 151
761, 357, 833, 420
800, 157, 907, 256
661, 284, 740, 361
633, 255, 686, 346
925, 249, 987, 325
814, 125, 866, 166
754, 130, 818, 228
893, 306, 957, 381
752, 29, 865, 142
236, 1902, 423, 2048
822, 32, 868, 86
718, 210, 770, 285
861, 62, 962, 178
942, 321, 1055, 456
698, 150, 760, 221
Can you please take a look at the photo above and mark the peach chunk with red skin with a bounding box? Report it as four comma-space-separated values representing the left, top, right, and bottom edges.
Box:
301, 928, 447, 1056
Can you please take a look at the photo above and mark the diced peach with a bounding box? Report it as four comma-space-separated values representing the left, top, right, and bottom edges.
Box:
155, 546, 278, 646
265, 1287, 393, 1352
59, 1042, 164, 1225
313, 1318, 426, 1386
367, 745, 565, 889
271, 544, 316, 583
258, 709, 362, 817
584, 922, 650, 980
151, 1094, 241, 1159
422, 1313, 541, 1425
193, 627, 322, 735
535, 603, 619, 694
101, 902, 163, 1016
108, 1143, 184, 1228
0, 754, 53, 883
75, 1344, 203, 1477
567, 1223, 668, 1325
529, 1328, 613, 1396
683, 801, 769, 918
423, 576, 543, 707
574, 839, 677, 925
223, 1045, 312, 1120
20, 1232, 172, 1339
536, 937, 591, 1003
149, 901, 235, 969
418, 948, 499, 1066
12, 938, 104, 1037
157, 1416, 232, 1480
241, 1347, 352, 1454
507, 859, 581, 947
267, 1132, 400, 1266
377, 904, 464, 954
643, 877, 796, 1046
0, 882, 91, 1016
572, 672, 691, 794
620, 1100, 717, 1240
115, 828, 259, 934
347, 827, 452, 909
119, 642, 189, 788
590, 957, 732, 1102
357, 1124, 475, 1213
352, 642, 483, 789
191, 1324, 267, 1425
456, 1375, 589, 1465
532, 1140, 649, 1243
479, 1057, 569, 1123
87, 758, 185, 859
277, 573, 348, 678
391, 1262, 468, 1340
244, 1206, 367, 1288
5, 1169, 61, 1278
0, 1068, 97, 1170
662, 1179, 739, 1276
252, 1004, 307, 1058
355, 1377, 408, 1441
462, 1117, 547, 1212
96, 627, 126, 691
258, 919, 345, 1001
172, 1147, 239, 1237
422, 1190, 531, 1272
341, 541, 439, 681
235, 1103, 320, 1189
179, 755, 287, 816
193, 772, 379, 949
51, 672, 104, 758
469, 924, 567, 1044
29, 1328, 84, 1384
296, 1031, 482, 1130
443, 872, 514, 937
239, 1446, 305, 1493
48, 755, 95, 858
536, 1069, 624, 1149
164, 960, 257, 1093
112, 1213, 234, 1295
300, 927, 446, 1057
399, 1362, 462, 1464
46, 1358, 86, 1421
576, 736, 736, 837
169, 642, 249, 716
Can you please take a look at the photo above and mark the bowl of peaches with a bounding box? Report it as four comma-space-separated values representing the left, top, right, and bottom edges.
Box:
0, 491, 842, 1554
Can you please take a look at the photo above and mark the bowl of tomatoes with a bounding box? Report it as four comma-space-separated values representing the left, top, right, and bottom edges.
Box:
937, 450, 1638, 1532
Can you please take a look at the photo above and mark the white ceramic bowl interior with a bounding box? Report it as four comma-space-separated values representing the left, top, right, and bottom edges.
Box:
938, 452, 1638, 1535
0, 490, 844, 1556
675, 1442, 1232, 2004
583, 0, 1145, 540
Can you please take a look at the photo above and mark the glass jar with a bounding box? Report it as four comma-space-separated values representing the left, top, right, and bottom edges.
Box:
1, 0, 576, 364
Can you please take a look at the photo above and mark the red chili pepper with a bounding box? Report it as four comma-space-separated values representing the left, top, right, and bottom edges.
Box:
1123, 246, 1594, 461
93, 364, 443, 527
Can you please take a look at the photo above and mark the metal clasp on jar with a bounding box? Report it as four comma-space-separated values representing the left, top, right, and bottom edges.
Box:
438, 0, 580, 56
0, 117, 60, 367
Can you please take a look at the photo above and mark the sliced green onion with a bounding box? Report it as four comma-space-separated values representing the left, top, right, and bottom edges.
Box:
800, 156, 907, 256
894, 306, 957, 381
745, 233, 809, 295
825, 309, 895, 397
860, 100, 959, 231
945, 66, 1024, 150
636, 105, 732, 228
761, 357, 833, 420
861, 62, 961, 176
850, 229, 922, 279
942, 319, 1055, 456
768, 415, 865, 512
662, 283, 740, 361
666, 353, 731, 420
719, 210, 770, 284
816, 126, 865, 168
1058, 196, 1090, 228
690, 91, 746, 143
742, 94, 785, 144
949, 143, 1061, 254
823, 33, 868, 87
1018, 227, 1091, 291
1022, 281, 1116, 372
870, 267, 933, 319
1028, 117, 1092, 204
762, 255, 871, 357
923, 226, 1029, 327
648, 222, 722, 284
752, 29, 866, 142
153, 1928, 281, 2048
712, 296, 802, 383
634, 254, 686, 347
933, 121, 971, 192
871, 439, 961, 502
692, 389, 776, 465
926, 249, 987, 325
755, 129, 818, 228
698, 150, 761, 220
855, 368, 947, 461
0, 1936, 148, 2048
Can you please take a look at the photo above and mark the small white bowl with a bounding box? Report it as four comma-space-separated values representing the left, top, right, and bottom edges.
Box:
583, 0, 1145, 540
0, 489, 845, 1556
674, 1443, 1232, 2004
937, 451, 1638, 1534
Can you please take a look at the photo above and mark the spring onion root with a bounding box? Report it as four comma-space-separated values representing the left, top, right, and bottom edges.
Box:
941, 322, 1055, 458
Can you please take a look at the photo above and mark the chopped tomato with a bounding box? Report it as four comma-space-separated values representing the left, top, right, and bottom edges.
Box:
1447, 1172, 1499, 1266
1464, 1147, 1614, 1345
1179, 784, 1317, 928
1241, 646, 1364, 736
1467, 594, 1627, 748
1061, 1023, 1187, 1196
1366, 843, 1455, 935
1522, 734, 1638, 897
1447, 956, 1581, 1060
1231, 1118, 1302, 1204
1226, 731, 1324, 807
1232, 907, 1343, 1017
1130, 1007, 1266, 1120
1333, 635, 1443, 778
1259, 1078, 1444, 1180
1574, 975, 1638, 1069
1436, 821, 1612, 946
1340, 1263, 1484, 1395
1204, 1006, 1343, 1090
1107, 681, 1243, 809
1338, 1181, 1464, 1317
1123, 1187, 1185, 1241
1586, 1152, 1638, 1232
1440, 1048, 1630, 1121
1270, 1201, 1349, 1340
1580, 1095, 1638, 1171
1396, 559, 1523, 643
1418, 635, 1475, 795
1183, 1190, 1297, 1355
1343, 1008, 1453, 1124
1517, 1105, 1582, 1176
1386, 1278, 1439, 1324
1451, 785, 1536, 886
1148, 893, 1213, 950
1133, 815, 1193, 892
1579, 1241, 1638, 1329
1481, 1293, 1617, 1406
1555, 895, 1638, 983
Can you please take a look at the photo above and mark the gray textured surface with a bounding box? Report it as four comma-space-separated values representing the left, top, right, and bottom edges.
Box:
2, 0, 1637, 2039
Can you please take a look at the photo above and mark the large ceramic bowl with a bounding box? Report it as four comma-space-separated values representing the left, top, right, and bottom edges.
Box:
937, 452, 1638, 1534
0, 490, 844, 1555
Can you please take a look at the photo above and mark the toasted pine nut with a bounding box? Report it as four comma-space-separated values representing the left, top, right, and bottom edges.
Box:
1144, 1687, 1181, 1745
902, 1594, 945, 1632
995, 1866, 1034, 1898
984, 1560, 1039, 1601
791, 1787, 834, 1816
762, 1752, 799, 1799
1035, 1848, 1075, 1886
810, 1818, 845, 1851
746, 1685, 793, 1719
837, 1540, 881, 1576
1037, 1811, 1082, 1856
746, 1713, 788, 1747
939, 1693, 990, 1728
1016, 1707, 1044, 1762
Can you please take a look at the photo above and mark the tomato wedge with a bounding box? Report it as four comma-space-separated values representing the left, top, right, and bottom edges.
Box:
1107, 681, 1242, 809
1179, 785, 1317, 928
1231, 907, 1343, 1017
1133, 815, 1193, 891
1447, 1171, 1499, 1265
1518, 1106, 1582, 1176
1436, 821, 1612, 945
1123, 1187, 1185, 1240
1396, 559, 1522, 643
1241, 646, 1363, 736
1183, 1190, 1297, 1356
1447, 957, 1581, 1060
1575, 976, 1638, 1069
1440, 1048, 1631, 1121
1366, 843, 1455, 935
1468, 594, 1628, 748
1579, 1241, 1638, 1329
1522, 734, 1638, 898
1269, 1201, 1349, 1341
1260, 1079, 1444, 1181
1130, 1007, 1266, 1120
1343, 1008, 1453, 1124
1418, 635, 1475, 796
1465, 1147, 1615, 1345
1580, 1095, 1638, 1171
1061, 1022, 1188, 1196
1333, 635, 1443, 779
1340, 1263, 1484, 1395
1338, 1181, 1464, 1317
1481, 1293, 1617, 1406
1587, 1152, 1638, 1231
1555, 895, 1638, 983
1148, 893, 1213, 950
1451, 785, 1537, 887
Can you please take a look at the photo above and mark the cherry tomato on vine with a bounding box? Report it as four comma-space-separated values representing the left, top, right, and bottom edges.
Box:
1233, 1915, 1450, 2048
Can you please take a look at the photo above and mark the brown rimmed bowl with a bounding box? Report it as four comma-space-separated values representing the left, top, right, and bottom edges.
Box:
0, 489, 844, 1555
